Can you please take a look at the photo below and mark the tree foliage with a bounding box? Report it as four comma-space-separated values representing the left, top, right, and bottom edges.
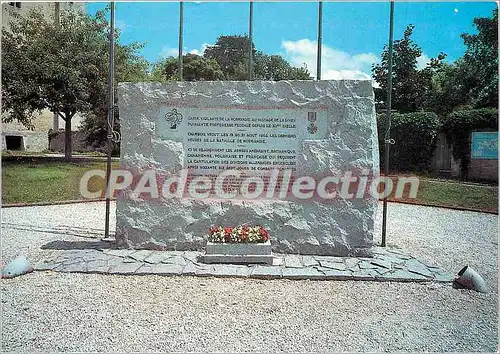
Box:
160, 53, 224, 81
152, 34, 311, 82
2, 7, 148, 158
372, 24, 446, 113
377, 112, 440, 172
203, 35, 256, 80
458, 9, 498, 108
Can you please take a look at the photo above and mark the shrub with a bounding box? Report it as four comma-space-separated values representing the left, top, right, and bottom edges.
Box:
377, 111, 440, 172
441, 108, 498, 179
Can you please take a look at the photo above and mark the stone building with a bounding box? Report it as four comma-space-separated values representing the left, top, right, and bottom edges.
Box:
1, 1, 85, 152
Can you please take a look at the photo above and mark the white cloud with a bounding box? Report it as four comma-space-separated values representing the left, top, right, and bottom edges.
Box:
160, 43, 211, 58
188, 43, 210, 56
160, 47, 179, 58
281, 38, 379, 81
416, 53, 430, 70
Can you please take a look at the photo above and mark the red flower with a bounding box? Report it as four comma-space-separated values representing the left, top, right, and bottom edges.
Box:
224, 227, 232, 235
209, 226, 218, 235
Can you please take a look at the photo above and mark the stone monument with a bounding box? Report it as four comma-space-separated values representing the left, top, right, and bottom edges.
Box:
116, 80, 379, 256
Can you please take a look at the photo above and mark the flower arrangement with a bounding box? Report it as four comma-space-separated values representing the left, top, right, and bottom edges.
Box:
208, 225, 270, 243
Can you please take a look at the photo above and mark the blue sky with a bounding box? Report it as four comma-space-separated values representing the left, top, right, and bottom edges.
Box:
86, 1, 497, 80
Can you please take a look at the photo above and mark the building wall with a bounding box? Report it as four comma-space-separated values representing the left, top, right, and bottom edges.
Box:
2, 1, 84, 31
430, 132, 498, 182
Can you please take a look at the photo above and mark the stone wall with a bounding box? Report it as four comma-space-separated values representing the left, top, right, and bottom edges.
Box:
1, 131, 47, 152
116, 81, 379, 256
48, 130, 92, 153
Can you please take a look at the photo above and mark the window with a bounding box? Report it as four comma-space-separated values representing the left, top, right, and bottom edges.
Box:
8, 2, 15, 6
15, 2, 21, 8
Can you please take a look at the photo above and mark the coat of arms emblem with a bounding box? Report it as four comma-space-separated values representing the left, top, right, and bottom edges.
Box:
165, 108, 183, 130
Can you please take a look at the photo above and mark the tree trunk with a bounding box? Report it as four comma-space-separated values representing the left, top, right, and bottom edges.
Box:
64, 117, 72, 160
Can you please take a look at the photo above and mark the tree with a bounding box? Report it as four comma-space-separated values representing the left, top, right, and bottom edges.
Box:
159, 53, 224, 81
254, 54, 311, 80
204, 35, 256, 80
1, 7, 148, 158
203, 34, 311, 81
459, 9, 498, 108
372, 24, 446, 113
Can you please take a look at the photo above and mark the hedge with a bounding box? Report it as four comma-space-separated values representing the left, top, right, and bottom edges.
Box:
441, 108, 498, 178
377, 112, 440, 172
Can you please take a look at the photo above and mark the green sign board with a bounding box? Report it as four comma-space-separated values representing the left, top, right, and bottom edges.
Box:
471, 132, 498, 159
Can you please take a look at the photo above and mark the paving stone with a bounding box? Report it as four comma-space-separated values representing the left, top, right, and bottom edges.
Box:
182, 251, 201, 264
345, 258, 359, 269
378, 269, 430, 282
282, 267, 325, 280
318, 260, 347, 270
301, 256, 319, 267
373, 267, 392, 275
378, 255, 406, 265
58, 262, 87, 273
123, 258, 138, 263
358, 260, 380, 270
393, 264, 405, 270
103, 249, 136, 258
357, 268, 380, 278
86, 260, 109, 273
143, 252, 169, 264
319, 268, 357, 280
162, 255, 188, 266
251, 265, 282, 279
109, 262, 143, 274
182, 262, 213, 276
315, 256, 344, 263
128, 250, 153, 262
211, 264, 252, 278
406, 259, 433, 277
192, 265, 216, 277
83, 251, 110, 262
135, 265, 155, 275
108, 257, 125, 267
272, 257, 284, 266
34, 261, 61, 271
284, 255, 303, 268
149, 263, 184, 275
62, 257, 85, 266
370, 259, 392, 269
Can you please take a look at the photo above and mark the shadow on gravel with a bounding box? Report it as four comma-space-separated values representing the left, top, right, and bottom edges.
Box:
41, 240, 113, 250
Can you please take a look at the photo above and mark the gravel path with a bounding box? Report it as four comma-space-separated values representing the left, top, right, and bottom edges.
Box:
1, 202, 498, 352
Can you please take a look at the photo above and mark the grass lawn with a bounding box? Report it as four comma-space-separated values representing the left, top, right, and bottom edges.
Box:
404, 179, 498, 213
1, 162, 498, 213
1, 161, 118, 204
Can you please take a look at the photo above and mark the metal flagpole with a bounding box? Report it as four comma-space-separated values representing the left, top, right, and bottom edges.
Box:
316, 0, 322, 80
248, 0, 253, 80
178, 0, 184, 81
381, 0, 395, 247
104, 1, 115, 241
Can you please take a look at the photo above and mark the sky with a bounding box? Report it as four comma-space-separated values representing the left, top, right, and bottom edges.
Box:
86, 1, 498, 80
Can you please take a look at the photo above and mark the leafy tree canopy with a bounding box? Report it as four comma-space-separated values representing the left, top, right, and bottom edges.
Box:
152, 34, 311, 82
372, 24, 446, 113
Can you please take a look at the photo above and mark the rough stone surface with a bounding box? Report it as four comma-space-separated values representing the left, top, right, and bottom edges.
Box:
116, 81, 379, 256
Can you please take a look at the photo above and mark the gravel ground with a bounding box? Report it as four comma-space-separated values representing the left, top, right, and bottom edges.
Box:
1, 201, 498, 352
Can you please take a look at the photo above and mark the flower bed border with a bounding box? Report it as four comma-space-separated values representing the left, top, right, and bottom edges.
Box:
201, 240, 273, 265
